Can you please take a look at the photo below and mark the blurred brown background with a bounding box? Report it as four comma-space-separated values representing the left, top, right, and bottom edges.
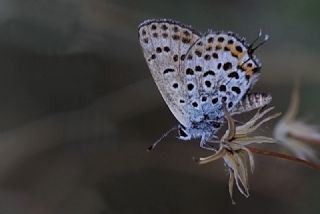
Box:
0, 0, 319, 213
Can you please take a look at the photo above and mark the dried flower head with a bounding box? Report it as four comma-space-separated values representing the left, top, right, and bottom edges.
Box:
194, 105, 281, 204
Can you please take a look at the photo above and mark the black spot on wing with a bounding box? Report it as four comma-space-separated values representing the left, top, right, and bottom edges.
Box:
228, 72, 239, 79
231, 86, 241, 94
164, 68, 175, 74
204, 70, 215, 77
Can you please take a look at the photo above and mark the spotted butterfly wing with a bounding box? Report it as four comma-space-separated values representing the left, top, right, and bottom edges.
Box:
139, 19, 269, 145
181, 31, 262, 124
138, 19, 201, 127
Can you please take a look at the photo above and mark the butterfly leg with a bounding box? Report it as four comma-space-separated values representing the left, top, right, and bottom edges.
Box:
200, 137, 217, 151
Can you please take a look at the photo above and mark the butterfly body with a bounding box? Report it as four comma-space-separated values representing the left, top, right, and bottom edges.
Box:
138, 19, 271, 149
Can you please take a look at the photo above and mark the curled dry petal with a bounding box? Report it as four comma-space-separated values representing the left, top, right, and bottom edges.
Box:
195, 147, 226, 164
224, 150, 250, 199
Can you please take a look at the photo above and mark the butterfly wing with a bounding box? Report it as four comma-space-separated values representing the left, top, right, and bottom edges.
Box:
180, 31, 262, 122
138, 19, 200, 127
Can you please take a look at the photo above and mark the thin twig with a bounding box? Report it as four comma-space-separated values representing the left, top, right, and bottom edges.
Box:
248, 147, 320, 170
287, 133, 320, 146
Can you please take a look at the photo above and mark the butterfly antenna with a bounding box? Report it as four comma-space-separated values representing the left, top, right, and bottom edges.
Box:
147, 126, 178, 151
249, 29, 263, 48
248, 29, 269, 54
240, 58, 252, 67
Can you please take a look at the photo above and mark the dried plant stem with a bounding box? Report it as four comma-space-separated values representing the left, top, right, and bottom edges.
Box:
248, 147, 320, 170
287, 133, 320, 146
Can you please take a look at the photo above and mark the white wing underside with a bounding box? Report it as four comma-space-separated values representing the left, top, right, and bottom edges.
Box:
138, 19, 263, 127
139, 19, 200, 126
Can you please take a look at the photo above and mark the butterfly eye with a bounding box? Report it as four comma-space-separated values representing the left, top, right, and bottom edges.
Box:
178, 127, 188, 138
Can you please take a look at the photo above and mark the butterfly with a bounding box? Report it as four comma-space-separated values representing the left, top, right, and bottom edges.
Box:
138, 19, 271, 150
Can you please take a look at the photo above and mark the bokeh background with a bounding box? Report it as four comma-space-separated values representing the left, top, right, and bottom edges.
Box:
0, 0, 319, 213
